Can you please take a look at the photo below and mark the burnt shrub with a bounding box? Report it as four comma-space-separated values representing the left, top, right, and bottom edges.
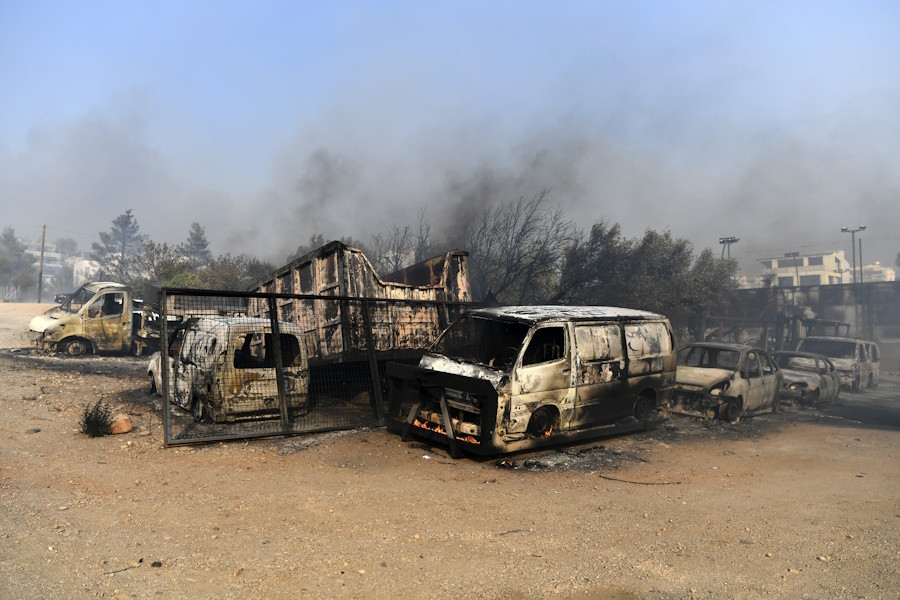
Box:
80, 399, 113, 437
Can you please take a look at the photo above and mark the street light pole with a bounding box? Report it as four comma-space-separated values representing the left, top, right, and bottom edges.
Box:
841, 226, 866, 284
719, 236, 740, 260
785, 252, 801, 286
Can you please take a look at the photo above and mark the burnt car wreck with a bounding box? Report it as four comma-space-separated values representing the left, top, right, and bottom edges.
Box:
672, 343, 782, 422
387, 306, 677, 457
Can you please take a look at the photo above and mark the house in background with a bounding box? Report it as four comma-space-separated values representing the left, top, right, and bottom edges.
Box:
759, 250, 850, 287
862, 262, 896, 283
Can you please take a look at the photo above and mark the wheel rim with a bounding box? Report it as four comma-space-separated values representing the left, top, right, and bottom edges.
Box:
66, 340, 86, 356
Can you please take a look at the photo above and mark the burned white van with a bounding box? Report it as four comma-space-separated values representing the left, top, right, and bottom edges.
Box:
149, 317, 309, 423
387, 306, 676, 456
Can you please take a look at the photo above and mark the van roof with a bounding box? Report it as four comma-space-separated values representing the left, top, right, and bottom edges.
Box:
187, 316, 304, 334
469, 305, 666, 324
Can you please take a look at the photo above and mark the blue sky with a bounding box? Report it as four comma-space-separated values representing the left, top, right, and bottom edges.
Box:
1, 1, 898, 272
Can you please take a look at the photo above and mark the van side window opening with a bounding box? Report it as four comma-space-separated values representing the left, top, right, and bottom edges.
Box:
625, 323, 671, 357
101, 293, 124, 317
522, 326, 565, 366
234, 333, 303, 369
575, 325, 622, 361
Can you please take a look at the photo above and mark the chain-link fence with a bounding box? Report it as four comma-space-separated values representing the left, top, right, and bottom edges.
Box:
159, 288, 472, 445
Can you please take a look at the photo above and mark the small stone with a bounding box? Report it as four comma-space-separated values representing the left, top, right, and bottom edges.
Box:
740, 539, 753, 545
766, 552, 773, 557
151, 561, 162, 568
26, 428, 41, 434
358, 569, 365, 574
58, 506, 67, 511
817, 555, 830, 562
788, 568, 800, 574
109, 415, 132, 435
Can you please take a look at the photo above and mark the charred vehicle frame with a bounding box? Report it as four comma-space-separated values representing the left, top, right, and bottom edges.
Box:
388, 306, 677, 457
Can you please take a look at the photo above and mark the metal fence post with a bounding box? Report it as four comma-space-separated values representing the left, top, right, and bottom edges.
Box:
360, 299, 386, 424
159, 288, 171, 446
267, 296, 291, 433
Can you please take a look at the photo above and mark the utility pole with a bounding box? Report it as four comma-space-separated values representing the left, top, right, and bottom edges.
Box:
785, 252, 801, 286
37, 224, 46, 303
858, 238, 864, 284
841, 226, 866, 284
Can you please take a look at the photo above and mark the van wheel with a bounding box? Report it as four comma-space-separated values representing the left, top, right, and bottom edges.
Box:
526, 407, 559, 438
148, 374, 157, 394
851, 377, 860, 393
633, 396, 654, 425
867, 375, 873, 389
722, 397, 743, 422
63, 338, 88, 357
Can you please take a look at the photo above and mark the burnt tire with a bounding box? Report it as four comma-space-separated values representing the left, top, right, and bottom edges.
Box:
526, 407, 558, 438
63, 338, 88, 357
633, 396, 654, 425
722, 397, 743, 422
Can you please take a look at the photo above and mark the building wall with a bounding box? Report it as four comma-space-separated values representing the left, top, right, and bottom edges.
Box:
760, 250, 850, 287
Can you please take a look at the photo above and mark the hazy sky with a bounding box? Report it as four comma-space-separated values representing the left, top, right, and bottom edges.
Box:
2, 1, 898, 274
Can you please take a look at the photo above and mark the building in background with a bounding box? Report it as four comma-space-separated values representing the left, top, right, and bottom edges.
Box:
862, 262, 896, 283
759, 250, 850, 287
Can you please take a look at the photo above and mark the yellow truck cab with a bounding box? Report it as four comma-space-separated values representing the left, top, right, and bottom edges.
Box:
29, 282, 133, 356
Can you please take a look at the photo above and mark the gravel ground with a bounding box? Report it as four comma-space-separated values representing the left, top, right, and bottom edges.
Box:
0, 302, 898, 599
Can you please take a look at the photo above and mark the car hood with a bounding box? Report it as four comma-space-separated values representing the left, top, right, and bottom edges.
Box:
675, 366, 733, 390
28, 313, 61, 333
419, 353, 506, 388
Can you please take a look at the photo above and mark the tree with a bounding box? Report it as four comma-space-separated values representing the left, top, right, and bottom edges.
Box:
132, 240, 191, 287
91, 210, 145, 283
457, 190, 576, 303
554, 221, 737, 338
0, 227, 37, 294
181, 222, 212, 270
370, 225, 413, 274
54, 237, 78, 258
197, 254, 277, 290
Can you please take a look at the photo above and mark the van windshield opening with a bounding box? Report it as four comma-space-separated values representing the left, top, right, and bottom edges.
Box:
59, 288, 98, 314
432, 315, 529, 370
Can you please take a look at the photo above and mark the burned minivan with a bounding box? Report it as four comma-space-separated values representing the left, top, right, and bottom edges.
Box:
387, 306, 676, 456
149, 317, 309, 422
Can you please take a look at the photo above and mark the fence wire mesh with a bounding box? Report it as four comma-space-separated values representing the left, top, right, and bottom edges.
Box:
159, 288, 472, 445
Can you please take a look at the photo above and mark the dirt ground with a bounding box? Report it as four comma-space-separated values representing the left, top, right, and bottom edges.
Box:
1, 303, 898, 599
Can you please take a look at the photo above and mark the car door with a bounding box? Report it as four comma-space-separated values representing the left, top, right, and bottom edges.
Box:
574, 324, 627, 426
758, 351, 779, 410
741, 351, 766, 411
511, 325, 573, 431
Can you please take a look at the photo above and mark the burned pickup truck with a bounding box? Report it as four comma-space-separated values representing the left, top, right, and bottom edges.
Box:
387, 306, 676, 456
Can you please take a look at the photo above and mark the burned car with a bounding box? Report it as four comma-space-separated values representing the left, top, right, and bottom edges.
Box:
795, 336, 876, 392
672, 343, 781, 421
148, 317, 309, 422
387, 306, 677, 456
770, 351, 840, 405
